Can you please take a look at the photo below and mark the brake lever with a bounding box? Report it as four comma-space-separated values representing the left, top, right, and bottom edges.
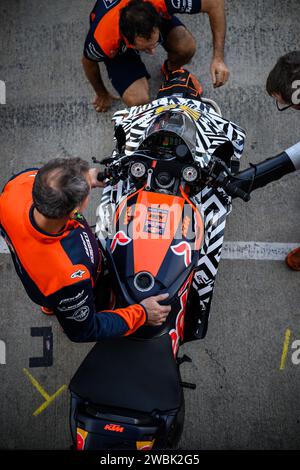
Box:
92, 155, 127, 166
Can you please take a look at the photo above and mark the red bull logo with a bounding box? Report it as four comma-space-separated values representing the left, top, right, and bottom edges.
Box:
76, 428, 88, 450
169, 282, 189, 356
111, 230, 132, 254
171, 241, 192, 267
136, 440, 155, 450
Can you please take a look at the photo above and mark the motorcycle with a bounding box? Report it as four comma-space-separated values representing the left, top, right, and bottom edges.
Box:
69, 70, 300, 450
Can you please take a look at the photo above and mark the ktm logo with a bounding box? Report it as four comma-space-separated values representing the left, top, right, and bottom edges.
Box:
104, 424, 124, 433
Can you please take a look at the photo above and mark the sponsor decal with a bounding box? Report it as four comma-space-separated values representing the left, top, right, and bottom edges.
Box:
155, 104, 177, 114
57, 295, 89, 312
82, 232, 95, 264
171, 0, 186, 10
136, 440, 155, 450
143, 207, 169, 235
120, 44, 128, 54
171, 0, 192, 12
104, 423, 124, 433
178, 276, 190, 296
111, 231, 132, 254
169, 274, 193, 356
76, 428, 88, 450
182, 215, 191, 238
80, 234, 89, 259
179, 105, 201, 121
194, 270, 214, 286
155, 104, 200, 120
169, 284, 189, 356
123, 206, 134, 225
66, 306, 90, 322
70, 269, 86, 279
109, 49, 118, 58
171, 241, 192, 267
59, 290, 85, 305
103, 0, 119, 9
87, 42, 105, 60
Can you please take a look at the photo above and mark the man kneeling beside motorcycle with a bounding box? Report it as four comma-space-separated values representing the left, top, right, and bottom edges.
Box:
0, 158, 171, 342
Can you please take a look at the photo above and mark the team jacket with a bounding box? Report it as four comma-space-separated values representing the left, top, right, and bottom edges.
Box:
0, 170, 147, 342
83, 0, 202, 62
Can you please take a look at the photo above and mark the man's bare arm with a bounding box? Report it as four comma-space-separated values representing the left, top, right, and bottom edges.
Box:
82, 56, 107, 94
201, 0, 229, 87
82, 56, 118, 112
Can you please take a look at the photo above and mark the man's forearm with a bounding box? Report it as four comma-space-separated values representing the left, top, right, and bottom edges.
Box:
202, 0, 226, 60
82, 56, 108, 95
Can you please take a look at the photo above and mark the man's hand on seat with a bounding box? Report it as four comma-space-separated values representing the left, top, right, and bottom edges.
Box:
141, 293, 171, 326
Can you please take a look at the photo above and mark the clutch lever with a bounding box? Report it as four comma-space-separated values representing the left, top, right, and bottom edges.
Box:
92, 156, 115, 165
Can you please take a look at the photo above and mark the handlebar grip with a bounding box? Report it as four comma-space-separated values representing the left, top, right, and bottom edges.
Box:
97, 171, 107, 182
224, 181, 250, 201
285, 141, 300, 170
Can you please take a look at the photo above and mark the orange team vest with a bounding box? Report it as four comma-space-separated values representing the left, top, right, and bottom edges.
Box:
91, 0, 171, 59
0, 170, 146, 338
0, 171, 94, 299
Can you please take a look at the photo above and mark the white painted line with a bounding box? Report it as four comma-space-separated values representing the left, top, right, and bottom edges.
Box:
222, 242, 299, 260
0, 237, 298, 260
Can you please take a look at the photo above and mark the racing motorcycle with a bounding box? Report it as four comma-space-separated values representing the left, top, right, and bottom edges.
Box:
69, 70, 300, 450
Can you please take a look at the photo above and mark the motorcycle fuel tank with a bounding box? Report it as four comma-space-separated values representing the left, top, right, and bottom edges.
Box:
105, 187, 204, 305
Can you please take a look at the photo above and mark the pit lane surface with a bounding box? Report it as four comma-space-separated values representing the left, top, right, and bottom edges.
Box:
0, 0, 299, 449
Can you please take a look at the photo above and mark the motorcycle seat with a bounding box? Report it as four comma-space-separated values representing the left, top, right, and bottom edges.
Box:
69, 334, 182, 414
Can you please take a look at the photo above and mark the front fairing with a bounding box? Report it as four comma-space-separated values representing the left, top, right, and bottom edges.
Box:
112, 96, 246, 169
96, 95, 245, 346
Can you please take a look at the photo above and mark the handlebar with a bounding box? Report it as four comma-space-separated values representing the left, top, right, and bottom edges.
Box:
218, 141, 300, 200
97, 171, 107, 182
222, 180, 251, 201
95, 141, 300, 200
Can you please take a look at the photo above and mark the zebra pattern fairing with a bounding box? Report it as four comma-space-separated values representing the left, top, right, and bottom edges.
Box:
95, 97, 246, 329
111, 96, 246, 167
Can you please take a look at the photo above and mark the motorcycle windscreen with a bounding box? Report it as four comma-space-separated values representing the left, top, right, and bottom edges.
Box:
108, 188, 204, 303
142, 109, 197, 157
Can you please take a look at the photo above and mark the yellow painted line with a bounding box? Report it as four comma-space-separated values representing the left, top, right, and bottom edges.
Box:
23, 368, 50, 401
33, 385, 67, 417
23, 368, 67, 416
279, 329, 291, 370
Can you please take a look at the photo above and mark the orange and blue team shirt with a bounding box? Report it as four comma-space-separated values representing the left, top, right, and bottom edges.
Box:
0, 170, 147, 342
83, 0, 202, 62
